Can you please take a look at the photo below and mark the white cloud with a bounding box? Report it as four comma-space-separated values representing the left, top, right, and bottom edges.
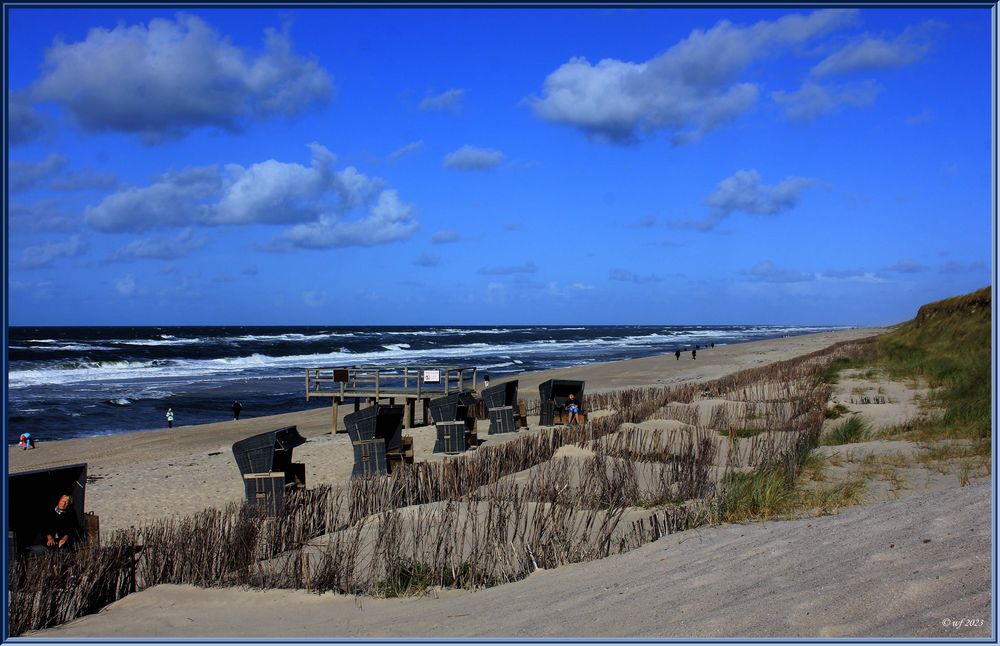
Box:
8, 94, 46, 146
10, 154, 117, 193
9, 155, 68, 192
279, 189, 418, 249
413, 253, 440, 267
86, 166, 222, 232
811, 22, 937, 77
419, 88, 465, 112
85, 144, 418, 249
609, 269, 663, 284
115, 274, 137, 296
432, 230, 460, 244
30, 14, 332, 142
302, 290, 330, 307
679, 170, 816, 230
107, 229, 207, 261
19, 235, 86, 269
528, 9, 857, 144
9, 200, 80, 233
745, 260, 814, 283
771, 80, 880, 120
389, 140, 424, 161
443, 145, 505, 171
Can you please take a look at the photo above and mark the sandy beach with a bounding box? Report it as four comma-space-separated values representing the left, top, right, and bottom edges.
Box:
11, 326, 994, 639
9, 328, 881, 533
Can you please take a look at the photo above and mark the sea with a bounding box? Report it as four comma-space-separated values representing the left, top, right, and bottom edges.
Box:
6, 324, 848, 444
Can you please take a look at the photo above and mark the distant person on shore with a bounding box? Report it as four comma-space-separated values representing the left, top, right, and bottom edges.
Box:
674, 350, 681, 360
232, 400, 242, 421
166, 408, 174, 429
18, 433, 34, 450
565, 393, 581, 427
27, 494, 78, 555
692, 348, 697, 360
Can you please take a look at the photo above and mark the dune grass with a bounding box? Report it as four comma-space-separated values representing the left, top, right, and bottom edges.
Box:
873, 287, 991, 441
714, 457, 867, 523
822, 416, 871, 445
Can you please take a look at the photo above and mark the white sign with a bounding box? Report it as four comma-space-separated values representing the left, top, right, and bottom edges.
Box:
423, 369, 441, 384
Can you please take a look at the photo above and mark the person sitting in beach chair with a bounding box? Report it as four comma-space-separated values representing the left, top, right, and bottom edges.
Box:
26, 494, 79, 555
565, 393, 581, 427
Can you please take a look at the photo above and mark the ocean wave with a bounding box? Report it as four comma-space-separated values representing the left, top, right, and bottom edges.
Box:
8, 326, 846, 390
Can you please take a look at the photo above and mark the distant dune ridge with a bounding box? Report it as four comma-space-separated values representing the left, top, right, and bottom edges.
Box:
9, 288, 993, 639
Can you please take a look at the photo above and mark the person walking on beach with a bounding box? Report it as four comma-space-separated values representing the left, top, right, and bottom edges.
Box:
692, 348, 697, 360
166, 408, 174, 429
674, 349, 681, 360
232, 400, 242, 421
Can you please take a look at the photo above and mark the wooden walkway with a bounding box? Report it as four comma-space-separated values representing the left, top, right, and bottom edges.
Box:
305, 365, 478, 432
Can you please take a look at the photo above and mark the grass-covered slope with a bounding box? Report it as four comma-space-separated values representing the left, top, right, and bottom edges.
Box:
877, 287, 992, 440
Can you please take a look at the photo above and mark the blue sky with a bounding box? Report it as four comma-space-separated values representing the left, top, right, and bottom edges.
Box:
6, 6, 994, 326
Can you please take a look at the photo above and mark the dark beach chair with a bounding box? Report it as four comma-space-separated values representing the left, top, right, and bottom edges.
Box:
482, 380, 520, 434
8, 463, 97, 557
232, 426, 307, 515
345, 405, 409, 476
538, 379, 586, 426
430, 392, 479, 453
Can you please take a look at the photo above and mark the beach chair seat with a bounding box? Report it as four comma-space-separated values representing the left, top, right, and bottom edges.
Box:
433, 421, 468, 453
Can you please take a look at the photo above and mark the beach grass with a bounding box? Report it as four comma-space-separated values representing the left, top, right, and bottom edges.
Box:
822, 416, 871, 445
872, 287, 990, 441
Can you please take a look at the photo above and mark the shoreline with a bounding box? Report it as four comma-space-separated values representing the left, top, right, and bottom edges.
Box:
8, 327, 883, 533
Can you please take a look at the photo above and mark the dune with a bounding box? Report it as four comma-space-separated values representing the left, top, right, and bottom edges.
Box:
10, 325, 994, 639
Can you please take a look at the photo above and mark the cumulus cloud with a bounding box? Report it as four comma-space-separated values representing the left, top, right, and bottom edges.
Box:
478, 262, 538, 275
771, 80, 880, 120
608, 269, 663, 284
443, 145, 504, 171
419, 88, 465, 112
745, 260, 814, 283
679, 169, 816, 230
527, 9, 857, 144
432, 230, 460, 244
9, 155, 68, 192
389, 140, 424, 161
86, 165, 222, 232
107, 228, 207, 261
278, 189, 418, 249
19, 235, 86, 269
85, 143, 418, 249
811, 22, 937, 77
8, 95, 46, 146
29, 14, 332, 142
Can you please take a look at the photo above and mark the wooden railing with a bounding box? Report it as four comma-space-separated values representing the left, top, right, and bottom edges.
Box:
305, 365, 477, 400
